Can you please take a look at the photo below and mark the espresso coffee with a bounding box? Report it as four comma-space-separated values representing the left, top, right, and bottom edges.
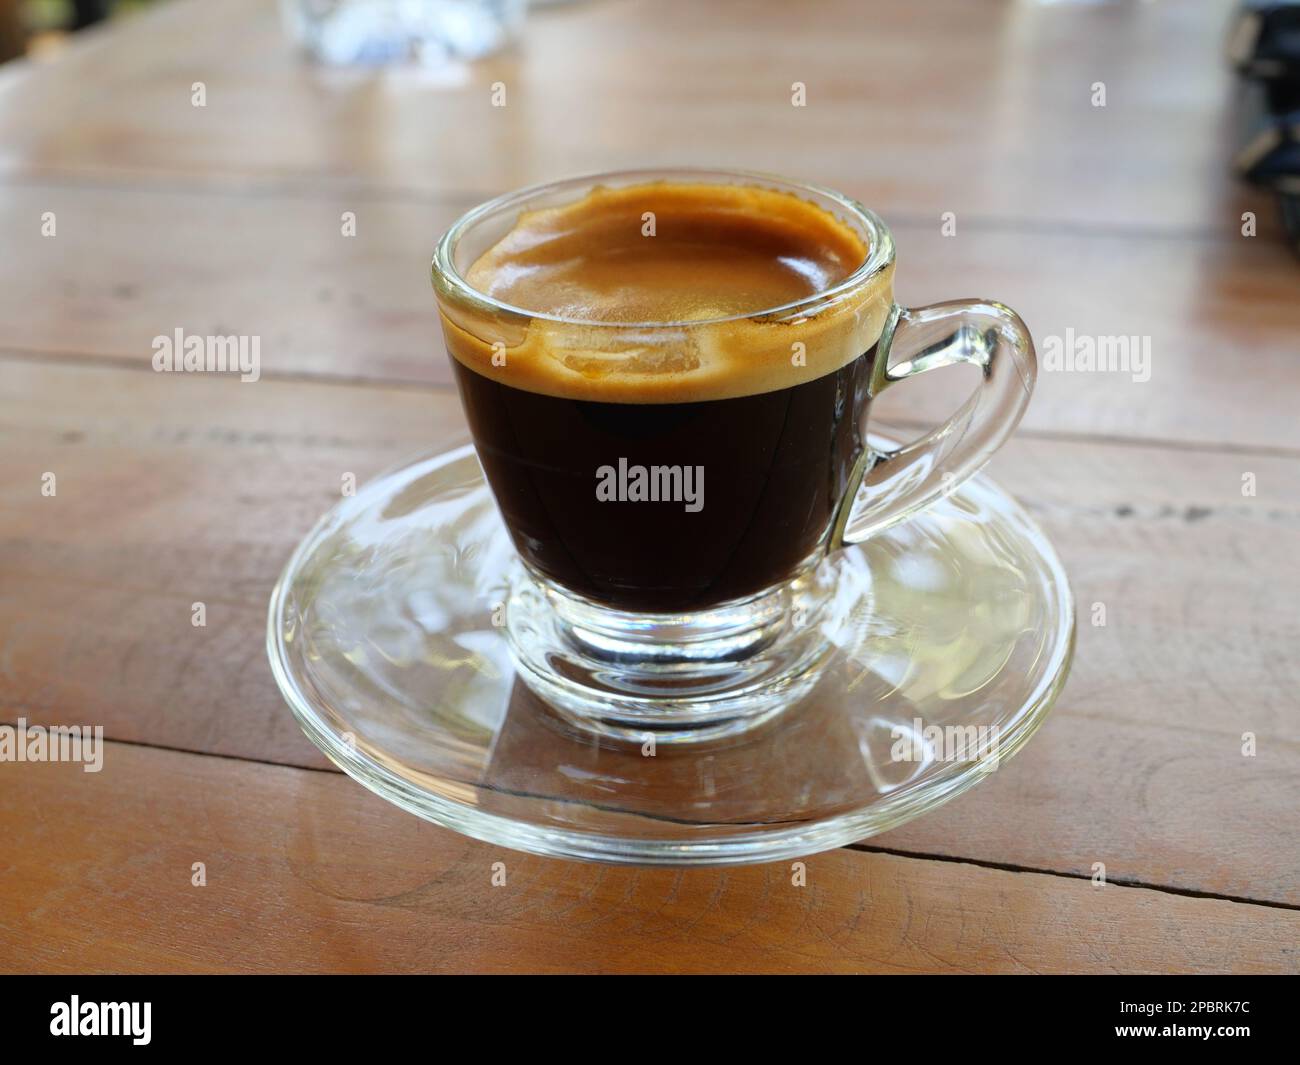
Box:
441, 182, 893, 613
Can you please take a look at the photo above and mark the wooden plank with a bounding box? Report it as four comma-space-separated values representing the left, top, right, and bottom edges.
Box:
0, 0, 1263, 235
875, 433, 1300, 904
2, 183, 1297, 451
0, 358, 457, 771
2, 358, 1297, 904
0, 741, 1293, 974
1, 0, 1287, 977
0, 183, 467, 385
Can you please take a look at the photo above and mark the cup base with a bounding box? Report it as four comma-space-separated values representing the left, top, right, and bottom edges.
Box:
506, 567, 835, 744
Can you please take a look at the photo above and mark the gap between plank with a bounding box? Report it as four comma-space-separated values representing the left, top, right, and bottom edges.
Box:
1, 718, 1297, 912
844, 842, 1300, 914
4, 344, 1300, 461
0, 171, 1263, 245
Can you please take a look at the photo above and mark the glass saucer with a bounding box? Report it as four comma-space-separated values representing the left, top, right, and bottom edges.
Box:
267, 437, 1074, 866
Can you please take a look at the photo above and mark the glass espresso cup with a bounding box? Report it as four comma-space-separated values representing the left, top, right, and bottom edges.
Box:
432, 169, 1035, 742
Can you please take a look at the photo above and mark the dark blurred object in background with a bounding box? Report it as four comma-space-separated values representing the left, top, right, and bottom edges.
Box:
1230, 1, 1300, 254
1, 0, 136, 63
0, 0, 25, 61
1280, 190, 1300, 253
1234, 80, 1300, 185
1229, 0, 1300, 83
71, 0, 111, 30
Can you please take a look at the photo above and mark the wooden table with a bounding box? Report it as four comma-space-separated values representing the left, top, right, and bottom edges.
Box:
1, 0, 1297, 974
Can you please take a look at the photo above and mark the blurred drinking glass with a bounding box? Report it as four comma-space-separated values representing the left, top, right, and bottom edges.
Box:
281, 0, 528, 65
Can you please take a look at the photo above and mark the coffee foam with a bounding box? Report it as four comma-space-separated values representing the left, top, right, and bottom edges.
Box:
437, 182, 894, 403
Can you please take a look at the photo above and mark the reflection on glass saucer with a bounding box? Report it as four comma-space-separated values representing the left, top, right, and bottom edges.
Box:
267, 437, 1074, 866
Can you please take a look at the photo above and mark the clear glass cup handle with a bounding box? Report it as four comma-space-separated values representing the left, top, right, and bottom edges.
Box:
832, 299, 1036, 547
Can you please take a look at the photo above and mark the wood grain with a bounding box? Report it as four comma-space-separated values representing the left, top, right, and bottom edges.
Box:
0, 0, 1267, 235
2, 358, 1297, 905
1, 182, 1296, 451
0, 0, 1295, 973
0, 741, 1293, 974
